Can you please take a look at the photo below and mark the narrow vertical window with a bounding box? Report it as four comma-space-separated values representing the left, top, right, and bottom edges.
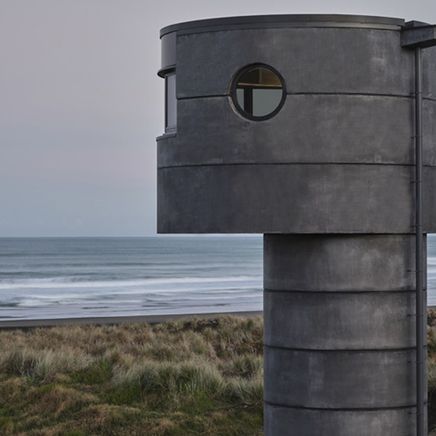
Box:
165, 72, 177, 132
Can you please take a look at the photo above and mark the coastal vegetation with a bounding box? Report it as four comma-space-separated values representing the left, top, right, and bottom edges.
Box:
0, 316, 262, 435
0, 313, 436, 434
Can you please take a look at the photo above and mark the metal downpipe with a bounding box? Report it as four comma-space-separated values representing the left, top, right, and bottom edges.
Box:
415, 46, 426, 436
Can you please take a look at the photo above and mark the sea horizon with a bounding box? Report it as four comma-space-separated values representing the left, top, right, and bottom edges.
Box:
0, 235, 263, 321
1, 234, 435, 321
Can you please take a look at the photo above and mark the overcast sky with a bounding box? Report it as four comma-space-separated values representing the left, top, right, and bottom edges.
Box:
1, 0, 435, 237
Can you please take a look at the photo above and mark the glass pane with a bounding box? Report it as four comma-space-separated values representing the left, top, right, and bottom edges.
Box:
166, 73, 176, 130
236, 88, 244, 109
234, 66, 284, 119
252, 89, 283, 117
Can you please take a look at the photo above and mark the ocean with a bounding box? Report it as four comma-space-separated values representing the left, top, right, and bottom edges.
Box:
0, 236, 435, 321
0, 236, 262, 320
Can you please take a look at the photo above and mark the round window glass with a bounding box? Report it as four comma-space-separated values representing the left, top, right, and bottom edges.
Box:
232, 65, 285, 120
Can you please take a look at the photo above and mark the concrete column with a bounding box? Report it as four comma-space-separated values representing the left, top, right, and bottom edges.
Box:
263, 234, 426, 436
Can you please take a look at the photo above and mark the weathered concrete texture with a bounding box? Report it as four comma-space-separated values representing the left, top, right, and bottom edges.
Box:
264, 291, 415, 349
160, 32, 176, 72
263, 234, 426, 435
158, 20, 436, 236
264, 347, 417, 408
423, 46, 436, 97
158, 95, 436, 167
158, 164, 436, 233
264, 404, 417, 436
177, 28, 415, 98
424, 98, 436, 164
157, 15, 435, 435
158, 97, 436, 167
264, 234, 425, 291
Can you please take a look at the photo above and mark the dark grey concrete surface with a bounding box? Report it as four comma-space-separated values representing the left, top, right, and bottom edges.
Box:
160, 32, 176, 73
264, 234, 424, 291
157, 14, 435, 435
176, 28, 415, 98
158, 164, 436, 233
423, 46, 436, 97
157, 97, 436, 167
264, 404, 417, 436
264, 347, 417, 408
263, 234, 425, 433
160, 96, 418, 166
157, 17, 436, 236
264, 291, 415, 349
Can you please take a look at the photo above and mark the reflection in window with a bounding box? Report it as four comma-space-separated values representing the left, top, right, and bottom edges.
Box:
165, 72, 176, 131
233, 65, 285, 120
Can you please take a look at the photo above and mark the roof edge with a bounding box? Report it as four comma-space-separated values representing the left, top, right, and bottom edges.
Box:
160, 14, 405, 38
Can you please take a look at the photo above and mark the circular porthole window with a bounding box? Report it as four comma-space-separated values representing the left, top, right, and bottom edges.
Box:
231, 64, 286, 121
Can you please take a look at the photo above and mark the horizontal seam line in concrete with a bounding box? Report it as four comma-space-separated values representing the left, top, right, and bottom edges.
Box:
263, 288, 418, 294
177, 93, 436, 101
264, 400, 422, 412
158, 162, 436, 169
264, 344, 420, 353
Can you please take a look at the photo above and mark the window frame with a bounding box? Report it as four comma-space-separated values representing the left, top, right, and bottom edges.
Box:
230, 63, 286, 121
164, 70, 177, 133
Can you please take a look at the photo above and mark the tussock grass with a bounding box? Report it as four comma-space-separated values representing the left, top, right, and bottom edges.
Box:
2, 312, 436, 435
0, 348, 92, 383
0, 316, 263, 435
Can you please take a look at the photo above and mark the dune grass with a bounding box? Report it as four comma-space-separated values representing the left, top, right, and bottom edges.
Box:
0, 316, 263, 435
1, 313, 436, 434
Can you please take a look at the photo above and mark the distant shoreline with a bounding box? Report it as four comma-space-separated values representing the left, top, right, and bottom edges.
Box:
1, 307, 435, 329
0, 310, 263, 329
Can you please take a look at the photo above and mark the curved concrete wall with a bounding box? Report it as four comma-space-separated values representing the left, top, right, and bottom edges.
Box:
264, 234, 424, 291
158, 164, 436, 233
264, 291, 416, 349
265, 405, 416, 436
176, 28, 413, 97
265, 348, 416, 408
157, 15, 434, 436
263, 234, 427, 435
159, 97, 436, 166
157, 18, 436, 234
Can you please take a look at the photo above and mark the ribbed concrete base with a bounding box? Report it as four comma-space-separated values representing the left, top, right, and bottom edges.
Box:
263, 234, 427, 435
264, 404, 416, 436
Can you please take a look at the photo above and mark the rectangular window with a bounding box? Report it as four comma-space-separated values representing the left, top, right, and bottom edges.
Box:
165, 72, 177, 132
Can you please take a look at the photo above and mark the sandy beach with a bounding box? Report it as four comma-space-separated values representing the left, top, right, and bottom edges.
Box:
0, 310, 262, 329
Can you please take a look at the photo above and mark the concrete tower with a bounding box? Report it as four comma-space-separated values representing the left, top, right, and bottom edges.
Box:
157, 15, 436, 435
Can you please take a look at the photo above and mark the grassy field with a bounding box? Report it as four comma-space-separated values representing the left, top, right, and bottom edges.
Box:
0, 313, 436, 435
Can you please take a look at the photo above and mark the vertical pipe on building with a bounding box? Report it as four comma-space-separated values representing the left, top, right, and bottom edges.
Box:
415, 46, 425, 436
